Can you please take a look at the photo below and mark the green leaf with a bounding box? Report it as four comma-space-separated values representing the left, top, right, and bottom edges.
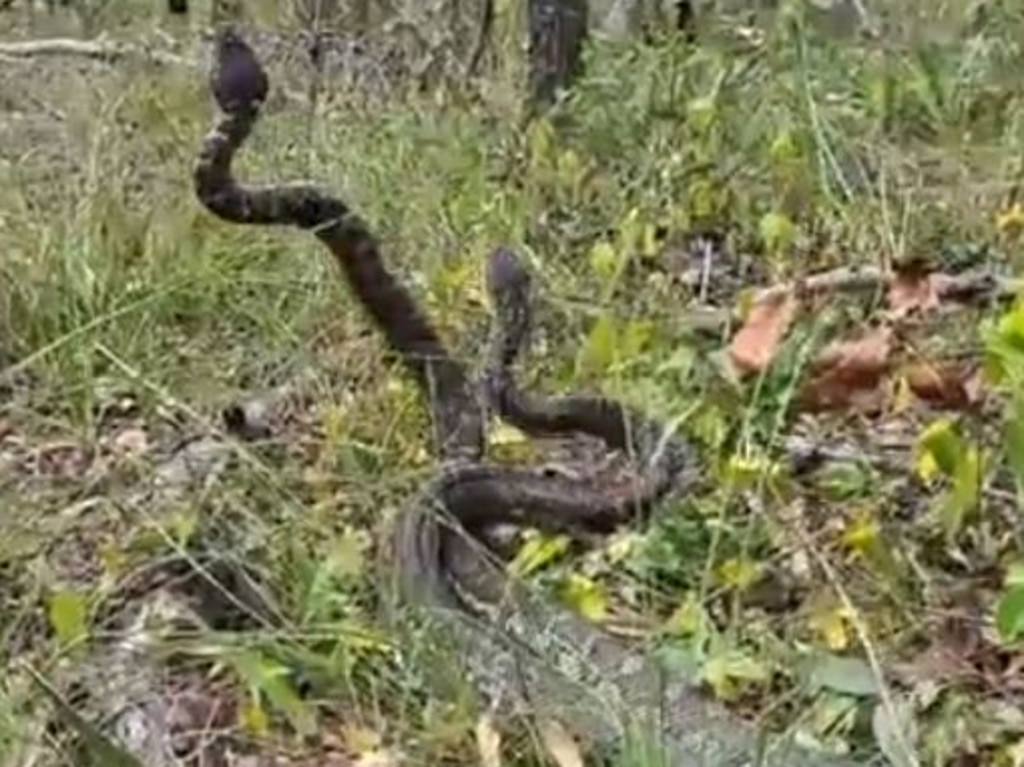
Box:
1004, 396, 1024, 492
1006, 561, 1024, 588
576, 315, 618, 376
230, 650, 317, 737
995, 585, 1024, 642
588, 240, 619, 284
983, 304, 1024, 385
759, 211, 796, 255
804, 653, 881, 697
915, 418, 964, 479
620, 319, 655, 359
48, 589, 89, 651
702, 649, 770, 700
939, 446, 982, 539
559, 573, 607, 622
526, 116, 555, 173
768, 129, 801, 164
509, 532, 571, 577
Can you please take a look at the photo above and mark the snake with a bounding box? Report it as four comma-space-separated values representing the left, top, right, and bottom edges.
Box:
193, 25, 881, 767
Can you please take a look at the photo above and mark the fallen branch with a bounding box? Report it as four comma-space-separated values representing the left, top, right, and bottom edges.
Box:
0, 37, 189, 67
755, 265, 1022, 307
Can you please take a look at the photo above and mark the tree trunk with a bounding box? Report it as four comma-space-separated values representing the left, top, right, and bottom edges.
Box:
527, 0, 589, 107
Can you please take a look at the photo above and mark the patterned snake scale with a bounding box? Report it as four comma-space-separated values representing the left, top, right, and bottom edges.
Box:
193, 25, 879, 767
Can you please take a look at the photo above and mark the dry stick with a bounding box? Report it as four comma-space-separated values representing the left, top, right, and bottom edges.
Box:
0, 37, 189, 66
754, 265, 1022, 307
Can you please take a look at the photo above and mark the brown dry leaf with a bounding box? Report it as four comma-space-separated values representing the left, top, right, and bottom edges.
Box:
539, 721, 585, 767
475, 714, 503, 767
729, 290, 800, 374
799, 326, 893, 413
901, 361, 983, 410
887, 262, 940, 316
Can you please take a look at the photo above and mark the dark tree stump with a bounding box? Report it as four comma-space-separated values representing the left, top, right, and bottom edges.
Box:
528, 0, 589, 107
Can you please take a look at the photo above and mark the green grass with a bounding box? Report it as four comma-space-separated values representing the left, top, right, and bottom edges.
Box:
5, 1, 1024, 765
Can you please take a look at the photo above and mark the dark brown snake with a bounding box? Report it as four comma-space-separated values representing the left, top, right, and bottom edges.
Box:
193, 26, 881, 767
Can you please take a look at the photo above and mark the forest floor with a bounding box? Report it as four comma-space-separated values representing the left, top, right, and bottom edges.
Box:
3, 2, 1024, 766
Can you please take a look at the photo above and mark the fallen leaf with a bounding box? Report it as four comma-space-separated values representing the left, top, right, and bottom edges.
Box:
539, 720, 585, 767
729, 290, 800, 374
902, 361, 981, 410
888, 262, 939, 316
799, 326, 893, 412
475, 714, 503, 767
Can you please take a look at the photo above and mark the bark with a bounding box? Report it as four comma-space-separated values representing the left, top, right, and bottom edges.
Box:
527, 0, 589, 106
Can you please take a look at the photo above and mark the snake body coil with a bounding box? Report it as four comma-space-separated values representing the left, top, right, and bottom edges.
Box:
194, 27, 876, 767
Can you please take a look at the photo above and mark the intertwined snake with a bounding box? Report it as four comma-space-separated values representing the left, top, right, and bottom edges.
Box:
193, 26, 877, 767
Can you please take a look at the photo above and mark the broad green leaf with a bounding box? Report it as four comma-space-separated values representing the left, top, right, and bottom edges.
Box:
768, 129, 800, 164
230, 650, 317, 737
722, 454, 781, 490
576, 315, 618, 376
526, 117, 555, 172
702, 650, 770, 700
807, 600, 851, 651
620, 319, 655, 358
759, 211, 796, 255
588, 240, 619, 283
560, 573, 608, 621
665, 593, 707, 637
915, 418, 963, 480
805, 653, 881, 697
616, 207, 643, 255
509, 532, 571, 577
939, 446, 982, 539
239, 694, 270, 736
48, 589, 89, 651
717, 557, 759, 590
995, 585, 1024, 642
1006, 561, 1024, 588
984, 304, 1024, 385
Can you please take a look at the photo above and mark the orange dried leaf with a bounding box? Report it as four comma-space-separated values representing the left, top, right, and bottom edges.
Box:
812, 326, 893, 385
903, 362, 983, 410
799, 326, 893, 413
729, 291, 799, 374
